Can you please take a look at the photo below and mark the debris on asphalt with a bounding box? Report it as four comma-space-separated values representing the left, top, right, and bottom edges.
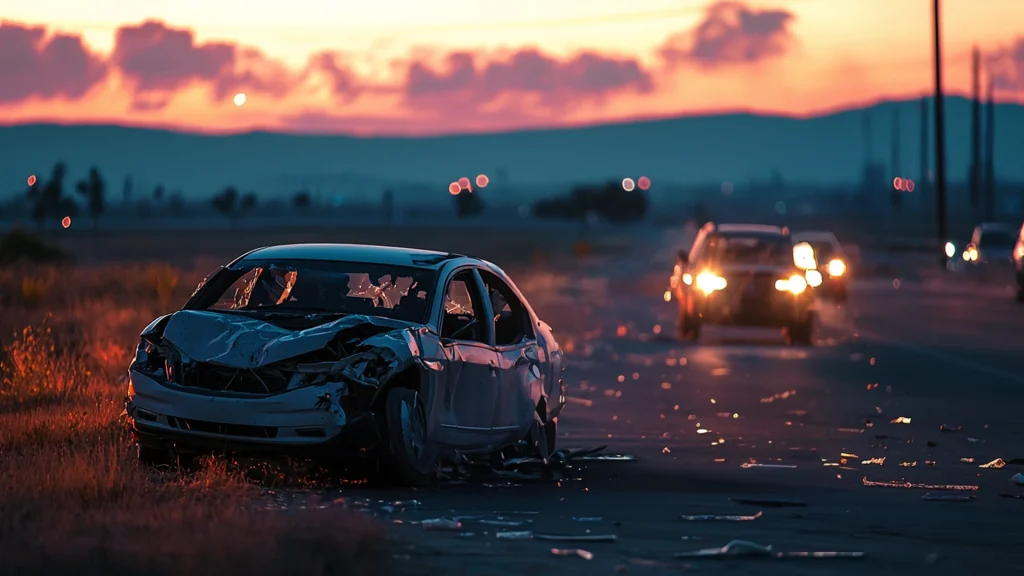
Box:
939, 424, 962, 432
729, 497, 807, 507
576, 453, 637, 462
535, 534, 618, 542
967, 437, 981, 443
421, 518, 463, 531
551, 548, 594, 560
478, 519, 527, 526
741, 463, 797, 469
1011, 473, 1024, 486
890, 416, 912, 424
861, 457, 886, 465
617, 558, 691, 571
961, 458, 976, 463
572, 517, 603, 522
980, 458, 1006, 469
495, 532, 618, 542
496, 531, 534, 540
681, 511, 762, 521
922, 493, 976, 502
674, 539, 866, 560
862, 477, 979, 491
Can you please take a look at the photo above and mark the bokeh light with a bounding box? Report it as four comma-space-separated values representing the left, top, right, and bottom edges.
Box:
233, 93, 247, 107
638, 176, 651, 191
893, 177, 903, 190
905, 179, 915, 192
448, 182, 461, 195
458, 177, 471, 190
61, 216, 71, 229
27, 175, 36, 186
622, 178, 635, 192
475, 174, 489, 188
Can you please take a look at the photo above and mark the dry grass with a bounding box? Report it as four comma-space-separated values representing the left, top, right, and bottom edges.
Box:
0, 226, 636, 574
0, 261, 388, 576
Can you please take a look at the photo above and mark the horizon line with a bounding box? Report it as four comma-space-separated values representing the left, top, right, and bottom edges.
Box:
0, 91, 1008, 140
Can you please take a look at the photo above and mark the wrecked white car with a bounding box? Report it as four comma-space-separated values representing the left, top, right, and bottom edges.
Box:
124, 243, 567, 485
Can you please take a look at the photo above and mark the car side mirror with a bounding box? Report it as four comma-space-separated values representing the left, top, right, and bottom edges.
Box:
677, 250, 689, 265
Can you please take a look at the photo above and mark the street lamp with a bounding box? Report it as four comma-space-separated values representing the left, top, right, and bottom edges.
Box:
932, 0, 948, 269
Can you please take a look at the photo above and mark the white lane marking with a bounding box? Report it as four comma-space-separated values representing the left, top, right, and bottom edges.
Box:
856, 328, 1024, 385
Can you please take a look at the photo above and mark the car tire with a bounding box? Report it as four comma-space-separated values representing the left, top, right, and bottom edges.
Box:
544, 418, 557, 455
676, 309, 702, 342
137, 444, 174, 468
382, 387, 435, 487
786, 313, 814, 346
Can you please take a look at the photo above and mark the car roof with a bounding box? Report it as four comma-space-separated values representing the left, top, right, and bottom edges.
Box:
713, 223, 787, 235
792, 231, 840, 243
234, 243, 463, 269
976, 222, 1016, 233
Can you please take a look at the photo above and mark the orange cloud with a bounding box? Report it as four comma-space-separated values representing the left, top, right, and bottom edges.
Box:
1, 4, 799, 117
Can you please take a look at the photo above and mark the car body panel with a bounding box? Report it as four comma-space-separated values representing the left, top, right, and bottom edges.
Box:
124, 243, 564, 462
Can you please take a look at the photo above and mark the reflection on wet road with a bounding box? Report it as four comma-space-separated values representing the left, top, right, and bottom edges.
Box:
298, 232, 1024, 575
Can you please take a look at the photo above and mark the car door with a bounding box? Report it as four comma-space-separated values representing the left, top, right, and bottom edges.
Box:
434, 267, 503, 451
479, 269, 543, 447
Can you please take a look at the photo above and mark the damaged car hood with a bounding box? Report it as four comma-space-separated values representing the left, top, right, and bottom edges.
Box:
161, 310, 419, 369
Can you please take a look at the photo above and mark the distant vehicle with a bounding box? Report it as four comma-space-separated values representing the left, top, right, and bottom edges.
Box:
792, 231, 849, 303
1013, 222, 1024, 302
123, 243, 566, 486
670, 223, 817, 345
963, 222, 1017, 266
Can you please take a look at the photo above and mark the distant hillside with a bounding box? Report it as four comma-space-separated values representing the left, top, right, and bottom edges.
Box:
1, 96, 1021, 205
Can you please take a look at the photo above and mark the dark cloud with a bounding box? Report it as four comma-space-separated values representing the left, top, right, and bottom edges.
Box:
988, 38, 1024, 91
305, 52, 363, 102
403, 48, 653, 112
660, 1, 795, 66
0, 21, 108, 103
111, 20, 292, 108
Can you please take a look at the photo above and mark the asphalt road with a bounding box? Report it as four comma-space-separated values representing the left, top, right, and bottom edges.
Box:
268, 229, 1024, 575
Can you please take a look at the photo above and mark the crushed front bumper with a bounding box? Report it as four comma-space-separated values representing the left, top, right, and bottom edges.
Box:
126, 370, 379, 456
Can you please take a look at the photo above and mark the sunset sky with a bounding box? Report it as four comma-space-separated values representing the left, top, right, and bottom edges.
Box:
3, 0, 1023, 136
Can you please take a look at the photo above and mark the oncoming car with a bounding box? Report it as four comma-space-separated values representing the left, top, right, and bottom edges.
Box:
792, 231, 849, 302
124, 244, 566, 486
670, 223, 817, 345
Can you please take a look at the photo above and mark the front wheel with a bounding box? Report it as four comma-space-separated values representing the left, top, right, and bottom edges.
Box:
786, 313, 815, 346
676, 306, 702, 342
381, 388, 436, 487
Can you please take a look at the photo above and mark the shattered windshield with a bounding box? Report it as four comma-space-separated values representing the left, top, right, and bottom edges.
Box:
700, 234, 793, 266
202, 260, 435, 323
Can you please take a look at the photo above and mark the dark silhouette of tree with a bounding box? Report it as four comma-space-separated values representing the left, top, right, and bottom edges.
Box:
212, 186, 238, 220
292, 190, 311, 209
27, 162, 75, 230
75, 166, 106, 230
153, 185, 165, 203
240, 192, 258, 213
532, 180, 647, 223
454, 188, 484, 218
169, 191, 185, 214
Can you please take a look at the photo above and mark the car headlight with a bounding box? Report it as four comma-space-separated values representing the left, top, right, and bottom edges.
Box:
133, 339, 153, 368
695, 272, 727, 294
793, 242, 817, 270
827, 259, 846, 277
805, 269, 823, 287
944, 242, 956, 259
682, 273, 693, 286
775, 274, 807, 295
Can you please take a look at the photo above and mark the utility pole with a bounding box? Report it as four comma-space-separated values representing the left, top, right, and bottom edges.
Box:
969, 46, 981, 219
919, 98, 929, 215
984, 78, 995, 219
932, 0, 948, 268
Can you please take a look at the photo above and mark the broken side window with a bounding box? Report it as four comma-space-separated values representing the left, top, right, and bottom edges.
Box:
479, 269, 534, 346
441, 271, 488, 344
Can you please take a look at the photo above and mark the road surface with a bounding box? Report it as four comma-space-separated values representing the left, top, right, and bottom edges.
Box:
268, 228, 1024, 575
